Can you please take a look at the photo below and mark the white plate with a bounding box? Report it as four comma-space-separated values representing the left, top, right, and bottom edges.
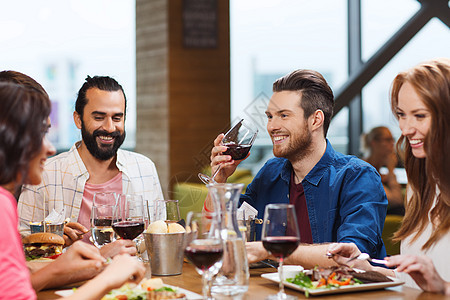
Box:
55, 284, 202, 299
261, 271, 404, 296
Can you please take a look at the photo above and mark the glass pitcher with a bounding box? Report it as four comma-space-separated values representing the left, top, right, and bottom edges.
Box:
207, 183, 249, 298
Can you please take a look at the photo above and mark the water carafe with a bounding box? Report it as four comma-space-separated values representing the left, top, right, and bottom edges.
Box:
207, 183, 249, 298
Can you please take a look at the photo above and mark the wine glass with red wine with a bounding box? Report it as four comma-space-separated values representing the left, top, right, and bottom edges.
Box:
262, 204, 300, 300
184, 211, 223, 300
198, 119, 258, 184
112, 194, 145, 240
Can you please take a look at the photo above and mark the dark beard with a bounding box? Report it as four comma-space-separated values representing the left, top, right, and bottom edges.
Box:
273, 125, 313, 162
81, 121, 125, 161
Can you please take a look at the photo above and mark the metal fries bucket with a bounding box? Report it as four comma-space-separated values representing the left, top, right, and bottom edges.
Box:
143, 232, 185, 276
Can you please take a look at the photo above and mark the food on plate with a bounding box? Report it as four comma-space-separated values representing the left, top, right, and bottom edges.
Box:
101, 283, 147, 300
309, 266, 392, 284
147, 220, 168, 234
143, 277, 186, 300
347, 269, 393, 283
286, 266, 392, 297
280, 265, 304, 280
101, 278, 187, 300
146, 288, 186, 300
141, 278, 164, 291
22, 232, 64, 261
147, 220, 186, 234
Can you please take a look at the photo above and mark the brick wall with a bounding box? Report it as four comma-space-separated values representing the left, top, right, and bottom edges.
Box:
136, 0, 230, 197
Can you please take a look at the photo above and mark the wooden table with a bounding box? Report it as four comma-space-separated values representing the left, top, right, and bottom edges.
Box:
37, 262, 448, 299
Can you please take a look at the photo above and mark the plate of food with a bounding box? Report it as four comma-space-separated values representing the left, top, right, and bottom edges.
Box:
55, 278, 202, 300
261, 265, 404, 297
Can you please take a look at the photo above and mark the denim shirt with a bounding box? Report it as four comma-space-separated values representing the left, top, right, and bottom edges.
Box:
240, 140, 388, 259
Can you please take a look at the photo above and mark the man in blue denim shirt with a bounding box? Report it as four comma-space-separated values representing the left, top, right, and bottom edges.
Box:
204, 69, 387, 268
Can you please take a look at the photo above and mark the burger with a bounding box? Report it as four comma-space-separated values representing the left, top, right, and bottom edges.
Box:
22, 232, 64, 261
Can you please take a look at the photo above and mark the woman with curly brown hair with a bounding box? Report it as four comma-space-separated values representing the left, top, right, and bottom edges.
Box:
328, 58, 450, 295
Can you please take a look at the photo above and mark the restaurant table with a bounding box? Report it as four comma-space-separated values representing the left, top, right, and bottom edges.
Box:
37, 262, 448, 299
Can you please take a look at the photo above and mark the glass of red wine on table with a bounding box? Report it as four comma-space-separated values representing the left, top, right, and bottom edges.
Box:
184, 211, 223, 300
262, 204, 301, 300
198, 119, 258, 184
112, 194, 146, 243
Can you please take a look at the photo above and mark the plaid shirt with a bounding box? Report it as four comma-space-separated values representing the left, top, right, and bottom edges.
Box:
18, 142, 164, 234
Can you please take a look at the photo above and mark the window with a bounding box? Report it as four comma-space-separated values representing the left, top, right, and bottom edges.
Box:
231, 0, 348, 171
0, 0, 136, 150
361, 0, 450, 141
231, 0, 449, 174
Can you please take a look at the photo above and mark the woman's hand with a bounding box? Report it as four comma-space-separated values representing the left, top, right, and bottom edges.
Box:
386, 254, 449, 295
32, 241, 105, 291
53, 241, 105, 271
64, 254, 146, 300
95, 254, 146, 290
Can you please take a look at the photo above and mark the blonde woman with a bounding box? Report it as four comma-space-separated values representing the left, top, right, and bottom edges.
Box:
328, 58, 450, 295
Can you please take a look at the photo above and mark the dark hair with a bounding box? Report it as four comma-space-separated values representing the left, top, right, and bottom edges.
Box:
0, 70, 48, 98
390, 58, 450, 249
0, 82, 51, 188
273, 69, 334, 137
75, 76, 126, 118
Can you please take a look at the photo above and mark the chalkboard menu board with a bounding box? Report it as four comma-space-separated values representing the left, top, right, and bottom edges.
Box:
183, 0, 217, 48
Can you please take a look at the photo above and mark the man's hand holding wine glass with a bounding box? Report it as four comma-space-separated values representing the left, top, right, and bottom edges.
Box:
199, 119, 258, 185
210, 133, 243, 183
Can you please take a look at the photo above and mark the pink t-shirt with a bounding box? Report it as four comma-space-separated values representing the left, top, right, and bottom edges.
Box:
78, 173, 122, 243
0, 187, 36, 299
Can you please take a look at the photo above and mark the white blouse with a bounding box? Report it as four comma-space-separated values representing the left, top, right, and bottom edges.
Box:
397, 189, 450, 289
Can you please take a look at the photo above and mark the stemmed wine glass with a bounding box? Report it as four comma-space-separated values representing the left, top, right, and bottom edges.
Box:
198, 119, 258, 184
184, 211, 223, 300
112, 194, 146, 240
90, 204, 118, 248
90, 192, 119, 247
261, 204, 300, 300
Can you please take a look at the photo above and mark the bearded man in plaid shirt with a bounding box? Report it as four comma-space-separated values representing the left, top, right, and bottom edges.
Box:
18, 76, 164, 258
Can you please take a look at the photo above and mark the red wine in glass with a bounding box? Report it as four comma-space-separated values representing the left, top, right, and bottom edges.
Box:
112, 220, 145, 240
222, 142, 252, 160
262, 236, 300, 259
261, 204, 300, 300
198, 119, 258, 184
184, 241, 224, 270
184, 211, 222, 299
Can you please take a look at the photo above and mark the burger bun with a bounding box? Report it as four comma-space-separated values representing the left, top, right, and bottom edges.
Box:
23, 232, 65, 245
